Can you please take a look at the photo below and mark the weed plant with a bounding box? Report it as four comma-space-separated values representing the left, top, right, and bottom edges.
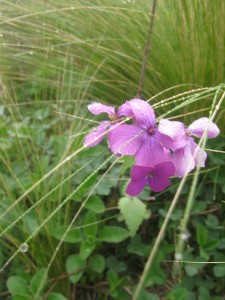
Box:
0, 1, 225, 299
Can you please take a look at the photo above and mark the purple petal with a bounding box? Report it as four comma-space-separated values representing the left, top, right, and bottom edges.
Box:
128, 98, 155, 129
130, 165, 153, 180
153, 161, 175, 178
148, 176, 172, 192
158, 119, 187, 149
117, 102, 133, 118
88, 102, 115, 116
188, 117, 220, 138
135, 132, 166, 167
108, 124, 144, 155
171, 142, 195, 177
84, 121, 109, 147
126, 177, 147, 196
190, 139, 207, 167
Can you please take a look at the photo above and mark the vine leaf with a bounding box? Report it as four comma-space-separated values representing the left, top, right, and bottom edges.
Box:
118, 196, 148, 237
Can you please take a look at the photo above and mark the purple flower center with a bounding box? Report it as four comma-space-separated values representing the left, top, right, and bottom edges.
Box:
185, 130, 192, 137
148, 128, 155, 135
148, 172, 154, 179
108, 114, 118, 121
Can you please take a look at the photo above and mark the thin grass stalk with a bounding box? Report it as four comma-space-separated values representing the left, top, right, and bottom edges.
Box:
35, 157, 119, 297
173, 90, 225, 275
132, 90, 225, 300
137, 0, 157, 98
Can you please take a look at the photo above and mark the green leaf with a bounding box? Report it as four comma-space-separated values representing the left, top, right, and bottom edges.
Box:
98, 226, 129, 243
84, 195, 105, 213
83, 211, 98, 238
66, 254, 86, 283
185, 265, 198, 276
213, 265, 225, 277
79, 240, 96, 260
120, 156, 135, 175
7, 276, 30, 296
30, 268, 48, 296
89, 254, 105, 273
196, 225, 208, 246
52, 226, 81, 243
167, 287, 188, 300
46, 293, 67, 300
13, 295, 33, 300
118, 196, 148, 237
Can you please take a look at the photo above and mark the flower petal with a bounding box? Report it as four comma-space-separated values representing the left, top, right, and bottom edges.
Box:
148, 176, 172, 192
88, 102, 115, 116
153, 161, 175, 178
171, 142, 195, 177
190, 140, 207, 167
188, 117, 220, 138
135, 132, 166, 167
158, 119, 187, 149
117, 102, 133, 118
130, 165, 153, 180
128, 98, 155, 129
84, 121, 109, 147
126, 177, 147, 196
108, 124, 144, 155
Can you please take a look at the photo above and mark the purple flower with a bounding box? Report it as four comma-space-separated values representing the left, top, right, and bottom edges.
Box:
84, 102, 132, 147
126, 161, 175, 196
159, 118, 220, 177
108, 99, 174, 166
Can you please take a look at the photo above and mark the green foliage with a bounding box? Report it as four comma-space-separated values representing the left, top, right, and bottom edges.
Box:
65, 254, 86, 284
30, 268, 48, 296
98, 226, 129, 243
89, 254, 106, 273
118, 196, 150, 236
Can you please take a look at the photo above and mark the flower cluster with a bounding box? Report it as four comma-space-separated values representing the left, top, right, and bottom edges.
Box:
84, 99, 220, 196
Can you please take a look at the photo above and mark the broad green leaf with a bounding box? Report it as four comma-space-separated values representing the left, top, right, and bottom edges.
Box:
83, 211, 98, 238
30, 268, 48, 296
118, 196, 148, 236
167, 287, 188, 300
79, 240, 96, 260
213, 265, 225, 277
120, 156, 135, 175
13, 295, 33, 300
89, 254, 105, 273
98, 226, 129, 243
46, 293, 67, 300
185, 265, 198, 276
84, 195, 105, 213
75, 173, 98, 198
7, 276, 30, 296
66, 254, 86, 283
196, 225, 208, 246
52, 226, 81, 243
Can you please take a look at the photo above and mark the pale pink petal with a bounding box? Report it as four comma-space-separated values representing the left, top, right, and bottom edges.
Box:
188, 117, 220, 138
158, 119, 187, 149
117, 102, 133, 118
108, 124, 144, 155
84, 121, 109, 147
128, 98, 155, 129
153, 161, 175, 178
126, 177, 147, 196
135, 132, 166, 167
130, 165, 153, 180
171, 143, 195, 177
88, 102, 115, 116
148, 176, 172, 192
190, 139, 207, 167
